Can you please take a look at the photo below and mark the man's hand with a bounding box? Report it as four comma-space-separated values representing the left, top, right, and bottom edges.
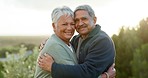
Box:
101, 63, 116, 78
38, 53, 54, 72
39, 39, 48, 52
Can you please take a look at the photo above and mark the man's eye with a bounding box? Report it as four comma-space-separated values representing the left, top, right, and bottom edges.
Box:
71, 24, 75, 25
82, 17, 87, 20
75, 19, 79, 23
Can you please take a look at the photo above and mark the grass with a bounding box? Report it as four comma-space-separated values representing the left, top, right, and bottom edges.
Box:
0, 36, 49, 48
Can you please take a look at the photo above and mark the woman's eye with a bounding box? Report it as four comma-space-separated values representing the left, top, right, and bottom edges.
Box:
62, 24, 67, 25
71, 24, 75, 25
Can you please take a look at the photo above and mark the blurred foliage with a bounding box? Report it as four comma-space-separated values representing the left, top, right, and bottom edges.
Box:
0, 43, 36, 58
138, 18, 148, 43
112, 17, 148, 78
1, 46, 39, 78
131, 43, 148, 78
0, 62, 4, 78
17, 43, 36, 51
0, 46, 20, 58
0, 36, 46, 78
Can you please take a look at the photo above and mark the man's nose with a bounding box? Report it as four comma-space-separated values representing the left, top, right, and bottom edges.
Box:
78, 20, 84, 26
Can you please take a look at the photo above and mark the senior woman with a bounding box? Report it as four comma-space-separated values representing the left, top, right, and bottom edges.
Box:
34, 6, 77, 78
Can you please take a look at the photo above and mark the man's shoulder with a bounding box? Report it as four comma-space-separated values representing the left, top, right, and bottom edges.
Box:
99, 30, 110, 39
90, 30, 112, 43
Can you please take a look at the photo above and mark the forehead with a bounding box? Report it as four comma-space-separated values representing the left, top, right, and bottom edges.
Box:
58, 14, 74, 22
75, 10, 89, 18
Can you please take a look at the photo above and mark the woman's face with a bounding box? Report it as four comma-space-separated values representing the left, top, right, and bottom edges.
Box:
53, 15, 75, 43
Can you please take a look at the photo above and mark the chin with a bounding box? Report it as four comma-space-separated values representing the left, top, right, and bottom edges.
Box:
65, 36, 72, 40
79, 32, 87, 35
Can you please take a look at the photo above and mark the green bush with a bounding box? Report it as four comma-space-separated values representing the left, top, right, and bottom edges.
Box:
0, 43, 36, 58
1, 46, 39, 78
0, 62, 4, 78
0, 46, 20, 58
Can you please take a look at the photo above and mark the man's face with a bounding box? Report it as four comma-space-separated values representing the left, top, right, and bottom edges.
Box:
74, 10, 96, 37
53, 15, 75, 42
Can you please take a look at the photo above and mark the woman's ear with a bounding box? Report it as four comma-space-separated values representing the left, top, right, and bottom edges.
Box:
52, 23, 56, 32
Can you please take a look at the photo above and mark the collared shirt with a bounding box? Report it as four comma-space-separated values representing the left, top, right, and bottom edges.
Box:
76, 37, 86, 60
67, 43, 74, 53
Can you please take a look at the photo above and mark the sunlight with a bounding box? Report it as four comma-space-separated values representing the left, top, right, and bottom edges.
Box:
0, 6, 53, 36
0, 0, 147, 36
96, 0, 148, 36
111, 0, 147, 26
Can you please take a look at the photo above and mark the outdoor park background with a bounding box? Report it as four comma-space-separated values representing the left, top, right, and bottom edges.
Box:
0, 0, 148, 78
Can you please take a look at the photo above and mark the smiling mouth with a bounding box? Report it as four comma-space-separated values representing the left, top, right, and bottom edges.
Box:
65, 32, 73, 35
78, 25, 87, 29
78, 27, 86, 30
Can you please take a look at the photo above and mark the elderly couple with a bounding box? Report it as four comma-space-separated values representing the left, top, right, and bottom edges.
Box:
34, 4, 116, 78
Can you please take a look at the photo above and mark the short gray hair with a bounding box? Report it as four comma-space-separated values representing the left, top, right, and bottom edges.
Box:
74, 5, 95, 18
51, 6, 74, 23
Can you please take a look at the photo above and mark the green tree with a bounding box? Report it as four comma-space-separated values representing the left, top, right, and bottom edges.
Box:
131, 43, 148, 78
112, 26, 141, 78
138, 18, 148, 44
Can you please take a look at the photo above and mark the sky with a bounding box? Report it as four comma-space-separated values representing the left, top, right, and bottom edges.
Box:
0, 0, 148, 36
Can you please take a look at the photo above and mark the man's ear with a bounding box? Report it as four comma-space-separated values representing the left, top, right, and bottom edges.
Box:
93, 17, 97, 24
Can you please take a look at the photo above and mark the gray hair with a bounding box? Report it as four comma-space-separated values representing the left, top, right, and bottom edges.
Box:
74, 5, 95, 18
51, 6, 74, 23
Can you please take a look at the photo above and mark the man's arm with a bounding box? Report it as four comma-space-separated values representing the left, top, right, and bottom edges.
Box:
39, 37, 115, 78
38, 54, 116, 78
